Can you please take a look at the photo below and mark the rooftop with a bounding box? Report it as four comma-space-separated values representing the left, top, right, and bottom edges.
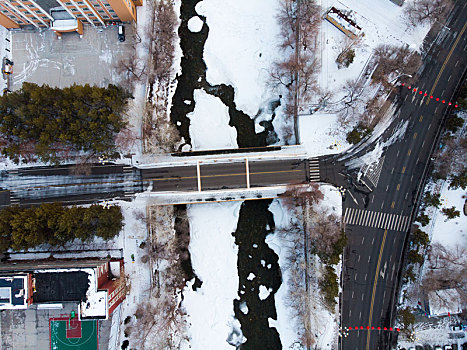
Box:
33, 271, 89, 303
0, 275, 29, 309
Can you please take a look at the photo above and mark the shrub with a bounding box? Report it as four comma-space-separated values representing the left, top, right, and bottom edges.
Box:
417, 213, 430, 227
441, 206, 460, 219
346, 123, 372, 144
319, 265, 339, 309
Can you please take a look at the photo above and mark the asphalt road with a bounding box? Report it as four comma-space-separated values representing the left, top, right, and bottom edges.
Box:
141, 158, 310, 192
327, 4, 467, 349
0, 164, 141, 207
0, 158, 315, 206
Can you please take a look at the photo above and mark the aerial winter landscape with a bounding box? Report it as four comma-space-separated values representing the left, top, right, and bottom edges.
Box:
0, 0, 465, 350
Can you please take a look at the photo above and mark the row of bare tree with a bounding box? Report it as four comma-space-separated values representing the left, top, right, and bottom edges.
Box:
124, 205, 188, 349
271, 0, 321, 142
278, 184, 343, 347
114, 0, 181, 155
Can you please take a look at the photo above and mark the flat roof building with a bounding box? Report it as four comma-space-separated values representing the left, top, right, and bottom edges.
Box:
0, 258, 126, 320
0, 0, 141, 31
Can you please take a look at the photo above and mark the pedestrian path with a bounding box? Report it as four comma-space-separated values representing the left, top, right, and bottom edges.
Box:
343, 207, 410, 232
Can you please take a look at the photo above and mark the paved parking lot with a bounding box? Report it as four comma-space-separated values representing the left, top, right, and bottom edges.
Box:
10, 24, 134, 90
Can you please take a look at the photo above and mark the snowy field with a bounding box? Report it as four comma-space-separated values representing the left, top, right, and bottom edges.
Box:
182, 202, 243, 349
430, 184, 467, 250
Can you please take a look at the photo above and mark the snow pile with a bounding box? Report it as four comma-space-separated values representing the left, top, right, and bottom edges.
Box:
182, 202, 244, 349
188, 16, 204, 33
187, 89, 238, 150
80, 271, 107, 318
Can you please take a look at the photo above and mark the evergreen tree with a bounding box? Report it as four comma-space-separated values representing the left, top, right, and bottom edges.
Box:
0, 203, 123, 252
0, 83, 129, 164
441, 206, 460, 220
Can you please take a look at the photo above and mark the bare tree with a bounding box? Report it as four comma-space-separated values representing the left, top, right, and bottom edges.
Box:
70, 155, 95, 176
422, 242, 467, 304
115, 126, 140, 153
371, 44, 421, 90
404, 0, 453, 25
272, 0, 321, 142
114, 49, 146, 87
433, 132, 467, 179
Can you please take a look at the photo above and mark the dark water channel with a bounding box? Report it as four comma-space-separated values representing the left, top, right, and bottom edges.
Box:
233, 200, 282, 349
172, 1, 283, 348
170, 0, 279, 149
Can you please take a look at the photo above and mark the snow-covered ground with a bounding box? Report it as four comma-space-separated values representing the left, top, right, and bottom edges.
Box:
430, 184, 467, 250
266, 184, 342, 349
181, 202, 244, 349
188, 89, 238, 150
318, 0, 429, 98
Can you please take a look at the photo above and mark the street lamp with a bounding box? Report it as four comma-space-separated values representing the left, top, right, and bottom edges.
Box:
389, 73, 413, 85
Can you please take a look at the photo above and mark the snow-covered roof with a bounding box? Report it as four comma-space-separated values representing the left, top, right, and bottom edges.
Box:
325, 7, 362, 38
428, 288, 463, 316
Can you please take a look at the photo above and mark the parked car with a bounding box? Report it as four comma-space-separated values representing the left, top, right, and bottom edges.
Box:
451, 324, 462, 331
118, 24, 125, 42
2, 58, 13, 75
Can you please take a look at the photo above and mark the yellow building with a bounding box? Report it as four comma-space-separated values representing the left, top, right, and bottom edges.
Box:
0, 0, 141, 31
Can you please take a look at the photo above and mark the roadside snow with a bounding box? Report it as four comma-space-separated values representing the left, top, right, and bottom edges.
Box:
187, 89, 238, 150
182, 202, 243, 349
299, 112, 351, 157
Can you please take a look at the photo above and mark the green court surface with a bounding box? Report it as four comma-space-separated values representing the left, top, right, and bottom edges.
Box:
49, 318, 98, 350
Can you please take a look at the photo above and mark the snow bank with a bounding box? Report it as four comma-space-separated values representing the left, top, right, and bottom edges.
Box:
187, 89, 238, 150
182, 202, 243, 349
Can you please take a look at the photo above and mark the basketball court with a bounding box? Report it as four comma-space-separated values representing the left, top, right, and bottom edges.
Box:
49, 315, 98, 350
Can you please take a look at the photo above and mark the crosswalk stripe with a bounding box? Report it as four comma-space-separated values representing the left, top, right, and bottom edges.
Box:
364, 211, 371, 226
343, 207, 409, 232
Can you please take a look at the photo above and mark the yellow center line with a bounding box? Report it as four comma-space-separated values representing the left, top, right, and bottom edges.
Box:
150, 169, 303, 181
426, 20, 467, 105
0, 169, 304, 192
413, 133, 417, 139
407, 149, 412, 156
419, 115, 423, 122
366, 229, 388, 350
391, 201, 395, 208
396, 183, 400, 191
401, 166, 406, 174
